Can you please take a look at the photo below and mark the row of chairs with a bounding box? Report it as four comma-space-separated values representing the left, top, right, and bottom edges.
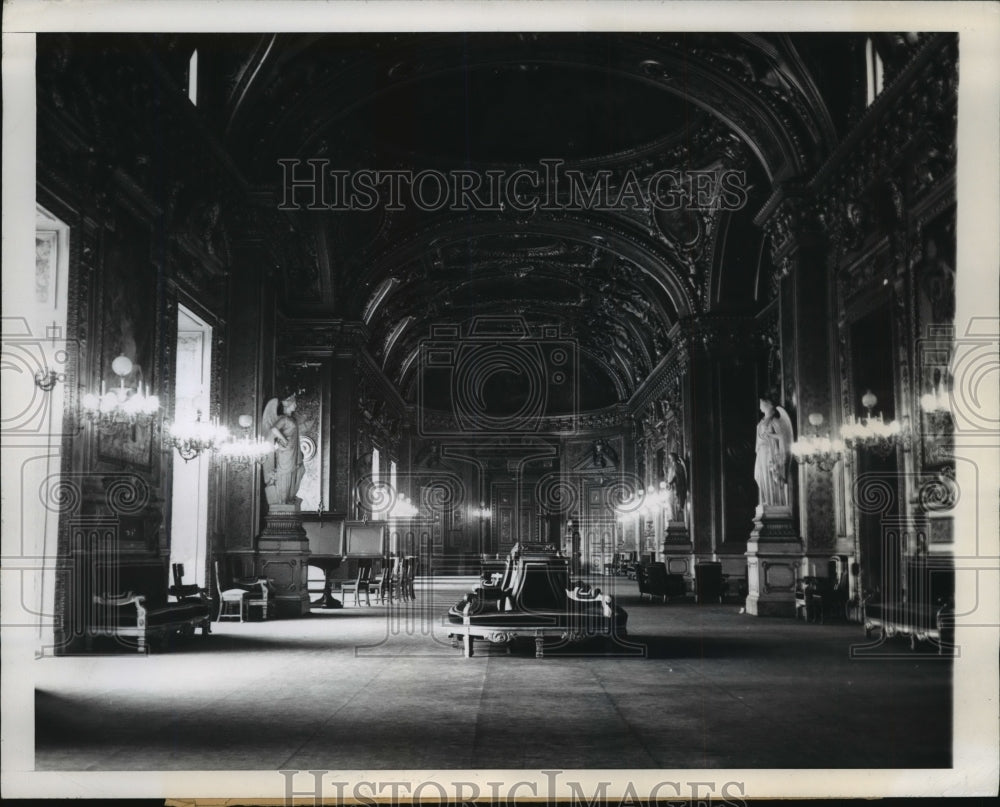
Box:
167, 562, 272, 623
214, 561, 272, 622
342, 556, 417, 606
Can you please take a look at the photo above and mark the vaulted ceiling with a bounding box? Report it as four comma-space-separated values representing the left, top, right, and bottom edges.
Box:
154, 32, 859, 410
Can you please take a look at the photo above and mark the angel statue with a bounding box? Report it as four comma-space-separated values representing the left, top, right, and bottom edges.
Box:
754, 394, 794, 507
664, 452, 689, 523
262, 393, 305, 507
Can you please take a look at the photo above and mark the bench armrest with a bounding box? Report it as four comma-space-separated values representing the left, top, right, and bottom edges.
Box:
93, 593, 148, 627
565, 587, 613, 617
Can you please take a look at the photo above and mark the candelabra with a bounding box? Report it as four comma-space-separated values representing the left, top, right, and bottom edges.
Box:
791, 413, 845, 471
165, 410, 229, 462
840, 391, 904, 457
80, 354, 160, 427
920, 382, 953, 433
217, 414, 273, 465
389, 493, 420, 519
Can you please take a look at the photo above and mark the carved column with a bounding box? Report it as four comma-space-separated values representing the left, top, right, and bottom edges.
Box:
744, 192, 839, 615
661, 378, 694, 583
221, 238, 270, 578
675, 316, 763, 597
785, 197, 837, 577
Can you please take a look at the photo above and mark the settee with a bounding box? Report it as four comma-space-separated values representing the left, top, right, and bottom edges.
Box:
447, 544, 628, 658
863, 558, 954, 653
86, 561, 212, 653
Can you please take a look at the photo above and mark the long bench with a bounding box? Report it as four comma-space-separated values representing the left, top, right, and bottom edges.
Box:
86, 561, 212, 653
446, 544, 628, 658
863, 558, 954, 653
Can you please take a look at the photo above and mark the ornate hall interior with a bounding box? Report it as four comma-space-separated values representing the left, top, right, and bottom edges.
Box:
4, 26, 996, 788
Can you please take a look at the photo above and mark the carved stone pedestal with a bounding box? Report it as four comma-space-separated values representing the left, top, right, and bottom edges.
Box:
661, 522, 694, 584
745, 505, 801, 617
257, 504, 311, 618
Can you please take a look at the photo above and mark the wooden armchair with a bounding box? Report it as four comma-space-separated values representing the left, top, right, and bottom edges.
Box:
168, 563, 204, 601
214, 561, 273, 621
342, 561, 374, 606
371, 557, 398, 604
243, 577, 273, 620
401, 556, 417, 601
636, 562, 685, 602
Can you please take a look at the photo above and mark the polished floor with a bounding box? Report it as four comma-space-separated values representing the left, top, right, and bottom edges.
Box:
35, 578, 952, 770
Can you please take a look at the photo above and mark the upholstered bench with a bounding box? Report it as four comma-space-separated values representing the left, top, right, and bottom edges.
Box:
87, 561, 211, 653
636, 562, 686, 602
863, 560, 954, 653
864, 598, 953, 653
447, 546, 628, 658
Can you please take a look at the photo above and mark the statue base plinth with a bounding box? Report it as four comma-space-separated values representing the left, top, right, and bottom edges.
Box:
260, 503, 308, 540
745, 505, 801, 617
257, 504, 310, 618
661, 522, 693, 581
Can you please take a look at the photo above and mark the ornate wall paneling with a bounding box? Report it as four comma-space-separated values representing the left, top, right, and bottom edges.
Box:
906, 200, 957, 547
68, 197, 170, 647
561, 435, 626, 568
406, 442, 480, 563
89, 181, 167, 526
345, 342, 411, 521
221, 245, 272, 549
37, 34, 260, 589
813, 34, 957, 578
838, 283, 903, 593
35, 40, 176, 646
34, 190, 99, 652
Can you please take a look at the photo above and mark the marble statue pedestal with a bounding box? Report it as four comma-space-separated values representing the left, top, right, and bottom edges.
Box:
745, 505, 801, 617
661, 521, 694, 583
257, 503, 311, 618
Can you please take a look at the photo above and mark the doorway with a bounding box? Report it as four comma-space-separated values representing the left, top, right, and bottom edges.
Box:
168, 305, 213, 587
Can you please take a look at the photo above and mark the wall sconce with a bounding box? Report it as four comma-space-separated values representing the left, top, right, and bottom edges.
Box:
791, 413, 845, 471
389, 492, 420, 519
920, 379, 953, 432
34, 368, 61, 391
474, 502, 492, 520
80, 354, 160, 426
839, 391, 905, 457
217, 413, 273, 465
614, 487, 649, 519
164, 410, 229, 462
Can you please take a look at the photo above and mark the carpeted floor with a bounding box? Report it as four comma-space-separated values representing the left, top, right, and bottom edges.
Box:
34, 578, 952, 770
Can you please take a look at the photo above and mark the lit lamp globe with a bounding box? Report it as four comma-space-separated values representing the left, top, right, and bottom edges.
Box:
237, 414, 253, 429
111, 355, 133, 377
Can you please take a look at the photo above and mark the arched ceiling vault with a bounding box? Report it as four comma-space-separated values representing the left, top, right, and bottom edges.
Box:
207, 32, 844, 409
